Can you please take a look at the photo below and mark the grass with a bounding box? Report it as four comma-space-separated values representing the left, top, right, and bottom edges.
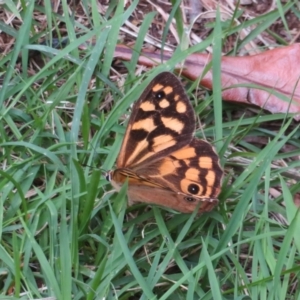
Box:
1, 1, 300, 299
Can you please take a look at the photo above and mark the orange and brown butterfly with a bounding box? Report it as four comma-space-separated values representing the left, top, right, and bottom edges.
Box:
106, 72, 223, 213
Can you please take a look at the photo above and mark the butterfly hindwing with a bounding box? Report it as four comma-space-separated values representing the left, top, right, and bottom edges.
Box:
126, 184, 218, 214
117, 72, 195, 169
112, 138, 222, 213
149, 138, 223, 200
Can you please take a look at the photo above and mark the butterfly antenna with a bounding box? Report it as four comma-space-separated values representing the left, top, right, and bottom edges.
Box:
81, 163, 107, 175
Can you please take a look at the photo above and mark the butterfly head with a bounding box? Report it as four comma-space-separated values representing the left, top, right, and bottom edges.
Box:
105, 170, 112, 182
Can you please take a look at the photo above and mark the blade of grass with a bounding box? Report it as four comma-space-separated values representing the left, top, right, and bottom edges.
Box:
212, 7, 223, 153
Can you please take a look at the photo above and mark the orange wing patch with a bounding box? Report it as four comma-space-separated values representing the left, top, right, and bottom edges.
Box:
161, 117, 184, 133
176, 101, 187, 113
140, 101, 156, 111
152, 135, 176, 152
159, 99, 170, 108
199, 156, 213, 169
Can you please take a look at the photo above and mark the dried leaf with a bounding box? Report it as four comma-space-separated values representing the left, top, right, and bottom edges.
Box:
114, 44, 300, 120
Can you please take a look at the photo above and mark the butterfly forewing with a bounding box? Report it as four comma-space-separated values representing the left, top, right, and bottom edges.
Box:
117, 72, 195, 169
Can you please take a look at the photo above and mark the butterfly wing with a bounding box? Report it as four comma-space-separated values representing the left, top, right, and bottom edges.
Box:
147, 138, 223, 201
126, 184, 218, 214
112, 138, 223, 213
110, 72, 223, 214
117, 72, 195, 169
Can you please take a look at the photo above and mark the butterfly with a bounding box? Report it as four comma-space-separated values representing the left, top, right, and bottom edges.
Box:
106, 72, 223, 213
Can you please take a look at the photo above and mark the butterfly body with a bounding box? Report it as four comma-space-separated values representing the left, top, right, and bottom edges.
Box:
107, 72, 223, 213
